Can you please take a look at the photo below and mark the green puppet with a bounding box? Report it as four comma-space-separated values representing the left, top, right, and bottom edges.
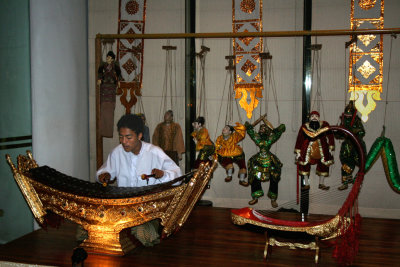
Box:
338, 101, 400, 194
245, 115, 286, 207
337, 101, 367, 190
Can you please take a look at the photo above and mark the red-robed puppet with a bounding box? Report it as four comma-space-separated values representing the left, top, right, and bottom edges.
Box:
294, 111, 335, 190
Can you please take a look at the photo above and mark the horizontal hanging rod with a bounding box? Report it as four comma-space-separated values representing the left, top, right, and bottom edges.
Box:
96, 28, 400, 40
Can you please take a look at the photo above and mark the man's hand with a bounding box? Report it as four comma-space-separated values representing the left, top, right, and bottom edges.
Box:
98, 172, 111, 184
151, 168, 164, 178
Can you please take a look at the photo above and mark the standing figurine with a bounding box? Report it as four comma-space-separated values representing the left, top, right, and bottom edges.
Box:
245, 115, 286, 207
152, 110, 185, 165
97, 51, 122, 138
294, 111, 335, 190
215, 122, 247, 186
337, 101, 367, 190
191, 116, 215, 169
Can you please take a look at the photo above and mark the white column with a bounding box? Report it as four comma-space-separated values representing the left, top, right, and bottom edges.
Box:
30, 0, 89, 180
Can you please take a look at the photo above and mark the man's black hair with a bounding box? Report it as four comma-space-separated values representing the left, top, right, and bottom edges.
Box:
117, 114, 144, 135
107, 51, 116, 60
166, 110, 173, 117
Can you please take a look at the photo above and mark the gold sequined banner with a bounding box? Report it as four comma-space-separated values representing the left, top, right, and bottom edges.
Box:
233, 0, 263, 119
117, 0, 146, 113
349, 0, 384, 122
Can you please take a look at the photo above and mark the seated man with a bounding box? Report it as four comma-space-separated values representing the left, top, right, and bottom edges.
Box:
96, 114, 182, 246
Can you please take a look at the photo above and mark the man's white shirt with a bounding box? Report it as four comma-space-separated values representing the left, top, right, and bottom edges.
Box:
96, 142, 182, 187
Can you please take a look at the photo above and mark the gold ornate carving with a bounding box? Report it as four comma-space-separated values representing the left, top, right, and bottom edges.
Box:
235, 87, 261, 119
240, 0, 256, 13
266, 236, 320, 264
6, 151, 216, 256
357, 60, 376, 79
349, 0, 384, 122
232, 212, 346, 239
233, 0, 263, 118
358, 0, 376, 10
6, 154, 46, 225
232, 211, 350, 264
269, 237, 317, 250
358, 34, 376, 47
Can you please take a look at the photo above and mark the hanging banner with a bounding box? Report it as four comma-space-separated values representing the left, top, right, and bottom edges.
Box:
117, 0, 146, 114
233, 0, 263, 119
349, 0, 384, 122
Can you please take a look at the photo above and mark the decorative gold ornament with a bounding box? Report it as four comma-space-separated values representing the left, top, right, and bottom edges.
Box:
349, 0, 384, 122
6, 151, 217, 256
358, 34, 377, 47
233, 0, 263, 118
358, 60, 376, 79
240, 0, 256, 14
231, 208, 350, 264
358, 0, 376, 10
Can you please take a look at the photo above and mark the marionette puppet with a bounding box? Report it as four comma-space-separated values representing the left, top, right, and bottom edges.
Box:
245, 114, 286, 207
336, 101, 367, 190
191, 116, 215, 169
336, 100, 400, 193
294, 111, 335, 191
152, 110, 185, 165
215, 122, 247, 186
97, 51, 122, 138
137, 113, 150, 143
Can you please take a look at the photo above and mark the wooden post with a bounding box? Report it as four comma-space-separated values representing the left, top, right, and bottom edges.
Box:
95, 37, 103, 169
185, 0, 196, 173
300, 0, 312, 215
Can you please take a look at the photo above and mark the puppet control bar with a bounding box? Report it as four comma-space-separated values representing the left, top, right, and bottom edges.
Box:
96, 28, 400, 40
94, 27, 400, 169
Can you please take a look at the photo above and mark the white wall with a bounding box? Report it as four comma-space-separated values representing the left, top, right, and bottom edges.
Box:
31, 0, 89, 179
88, 0, 186, 175
89, 0, 400, 219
